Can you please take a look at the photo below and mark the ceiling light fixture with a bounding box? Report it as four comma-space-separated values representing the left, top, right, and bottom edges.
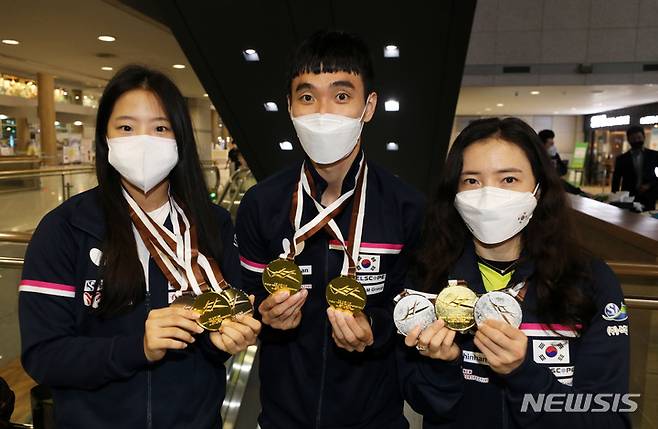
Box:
243, 49, 260, 62
73, 121, 83, 126
279, 141, 293, 151
384, 99, 399, 111
264, 101, 279, 112
530, 90, 540, 95
1, 39, 19, 45
98, 35, 116, 42
172, 64, 186, 69
101, 66, 113, 71
384, 45, 399, 58
386, 142, 399, 151
496, 103, 504, 107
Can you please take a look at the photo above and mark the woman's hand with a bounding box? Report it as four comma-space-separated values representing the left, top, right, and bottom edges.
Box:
405, 319, 461, 361
210, 295, 262, 354
143, 307, 204, 362
473, 319, 528, 374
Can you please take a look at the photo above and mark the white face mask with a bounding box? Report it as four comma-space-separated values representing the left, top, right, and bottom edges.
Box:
108, 135, 178, 192
454, 184, 540, 245
547, 144, 558, 157
290, 97, 370, 165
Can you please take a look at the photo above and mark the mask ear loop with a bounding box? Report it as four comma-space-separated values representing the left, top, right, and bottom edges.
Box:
532, 182, 540, 196
359, 94, 373, 122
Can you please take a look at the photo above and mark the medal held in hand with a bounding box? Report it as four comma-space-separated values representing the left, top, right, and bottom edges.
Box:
435, 284, 478, 332
262, 258, 303, 295
393, 293, 437, 336
474, 290, 522, 328
325, 276, 367, 314
193, 291, 232, 331
221, 287, 254, 317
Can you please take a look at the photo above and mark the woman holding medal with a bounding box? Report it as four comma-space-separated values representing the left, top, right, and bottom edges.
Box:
19, 65, 260, 428
398, 117, 630, 428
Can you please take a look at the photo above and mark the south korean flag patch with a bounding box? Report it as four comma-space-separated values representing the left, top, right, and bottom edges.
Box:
532, 339, 570, 364
357, 255, 380, 273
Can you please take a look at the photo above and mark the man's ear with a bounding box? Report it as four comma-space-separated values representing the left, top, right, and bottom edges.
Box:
363, 92, 378, 123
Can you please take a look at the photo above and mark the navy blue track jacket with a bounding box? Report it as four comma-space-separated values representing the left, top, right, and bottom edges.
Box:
19, 187, 239, 429
398, 240, 631, 429
235, 152, 425, 429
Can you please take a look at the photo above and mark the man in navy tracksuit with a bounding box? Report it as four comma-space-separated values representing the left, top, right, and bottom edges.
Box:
18, 188, 239, 428
236, 31, 424, 428
398, 240, 631, 428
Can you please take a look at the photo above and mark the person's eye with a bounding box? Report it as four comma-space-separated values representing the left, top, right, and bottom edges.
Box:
503, 176, 518, 184
155, 125, 169, 133
117, 125, 132, 132
300, 94, 314, 103
464, 178, 479, 185
336, 92, 350, 102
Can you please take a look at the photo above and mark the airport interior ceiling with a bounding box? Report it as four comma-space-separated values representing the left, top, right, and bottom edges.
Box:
120, 0, 477, 194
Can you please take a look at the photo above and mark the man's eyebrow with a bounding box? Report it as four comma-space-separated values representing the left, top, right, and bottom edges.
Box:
294, 82, 315, 93
331, 80, 355, 89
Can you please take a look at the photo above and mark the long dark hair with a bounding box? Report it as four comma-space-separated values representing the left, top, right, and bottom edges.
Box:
95, 65, 221, 317
417, 117, 595, 329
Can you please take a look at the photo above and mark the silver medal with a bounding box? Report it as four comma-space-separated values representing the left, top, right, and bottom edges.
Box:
474, 291, 522, 328
394, 294, 437, 336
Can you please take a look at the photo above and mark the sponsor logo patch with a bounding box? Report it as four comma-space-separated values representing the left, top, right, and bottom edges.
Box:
602, 302, 628, 322
462, 368, 489, 383
356, 273, 386, 285
607, 324, 629, 336
364, 284, 385, 295
83, 280, 102, 309
299, 265, 312, 276
463, 350, 490, 366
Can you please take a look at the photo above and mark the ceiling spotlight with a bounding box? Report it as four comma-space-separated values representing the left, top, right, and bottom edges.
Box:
496, 103, 504, 107
530, 90, 540, 95
172, 64, 186, 69
243, 49, 260, 62
384, 99, 399, 111
101, 66, 113, 71
279, 141, 293, 151
484, 107, 492, 112
386, 142, 399, 151
384, 45, 399, 58
264, 101, 279, 112
0, 114, 7, 120
1, 39, 19, 45
73, 121, 83, 126
98, 35, 116, 42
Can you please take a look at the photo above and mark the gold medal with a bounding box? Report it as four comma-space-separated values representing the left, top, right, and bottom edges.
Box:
435, 285, 477, 332
326, 276, 367, 313
192, 291, 231, 331
221, 288, 254, 317
170, 294, 196, 310
262, 258, 303, 294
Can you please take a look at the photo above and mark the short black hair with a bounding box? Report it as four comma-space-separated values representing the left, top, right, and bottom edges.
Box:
287, 30, 374, 99
626, 125, 645, 139
537, 129, 555, 143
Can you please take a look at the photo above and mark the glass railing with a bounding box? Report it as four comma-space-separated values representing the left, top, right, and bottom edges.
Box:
0, 163, 221, 233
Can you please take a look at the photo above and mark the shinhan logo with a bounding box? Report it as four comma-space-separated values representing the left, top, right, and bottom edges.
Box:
521, 393, 639, 413
602, 302, 628, 322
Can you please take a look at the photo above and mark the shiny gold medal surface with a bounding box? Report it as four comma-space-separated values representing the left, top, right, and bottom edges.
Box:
326, 276, 367, 313
221, 288, 254, 317
262, 259, 303, 294
435, 285, 477, 332
170, 294, 196, 310
192, 291, 231, 331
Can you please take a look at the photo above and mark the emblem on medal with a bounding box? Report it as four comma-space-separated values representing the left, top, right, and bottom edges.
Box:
262, 259, 303, 294
435, 285, 478, 333
474, 290, 522, 328
393, 294, 437, 336
325, 276, 367, 314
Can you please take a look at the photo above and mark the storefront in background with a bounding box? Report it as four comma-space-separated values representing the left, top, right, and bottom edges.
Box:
583, 102, 658, 187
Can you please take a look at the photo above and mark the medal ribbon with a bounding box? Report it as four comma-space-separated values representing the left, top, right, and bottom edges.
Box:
123, 189, 228, 297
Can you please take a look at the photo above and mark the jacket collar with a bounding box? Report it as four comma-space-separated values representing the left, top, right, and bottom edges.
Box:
69, 187, 106, 241
450, 239, 535, 294
305, 150, 364, 199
